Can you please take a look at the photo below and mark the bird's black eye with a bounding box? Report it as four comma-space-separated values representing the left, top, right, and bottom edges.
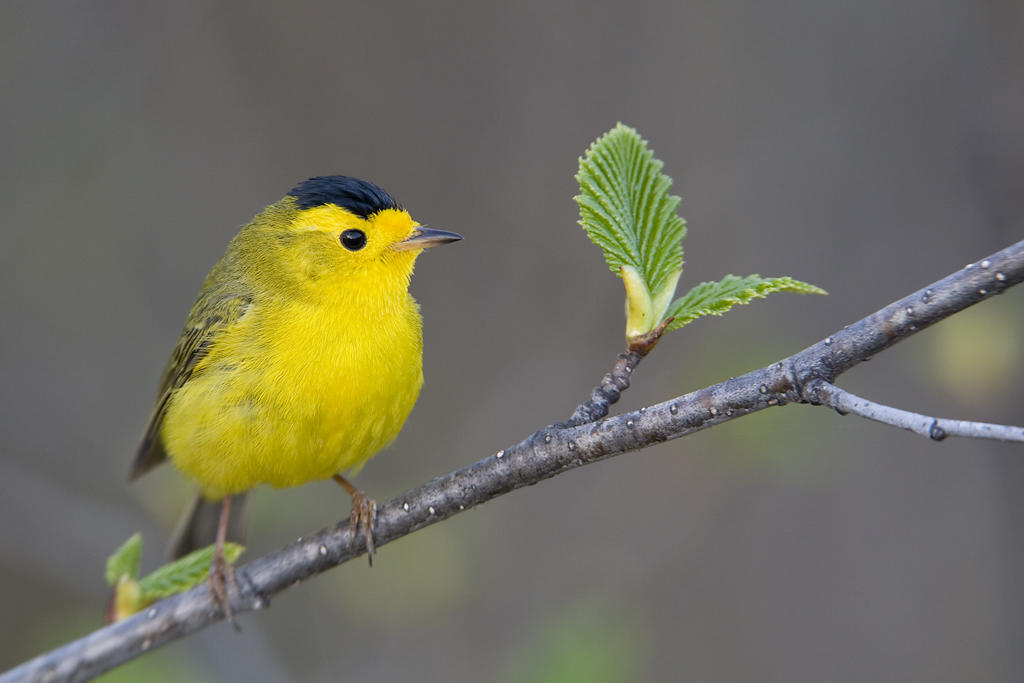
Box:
340, 229, 367, 251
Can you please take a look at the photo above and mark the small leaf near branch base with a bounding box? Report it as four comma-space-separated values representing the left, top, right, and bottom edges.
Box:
104, 533, 244, 622
105, 533, 142, 587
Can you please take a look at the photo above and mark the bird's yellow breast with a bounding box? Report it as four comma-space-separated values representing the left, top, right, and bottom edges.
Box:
161, 292, 424, 499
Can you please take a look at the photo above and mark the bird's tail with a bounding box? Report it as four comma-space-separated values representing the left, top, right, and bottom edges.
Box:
168, 492, 249, 559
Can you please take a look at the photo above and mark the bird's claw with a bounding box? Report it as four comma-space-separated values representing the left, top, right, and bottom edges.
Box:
209, 550, 240, 630
332, 474, 378, 564
348, 490, 378, 563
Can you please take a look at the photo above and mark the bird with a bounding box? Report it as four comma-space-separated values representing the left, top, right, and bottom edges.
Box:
129, 175, 461, 618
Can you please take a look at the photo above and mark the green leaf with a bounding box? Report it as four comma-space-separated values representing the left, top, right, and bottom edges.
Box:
665, 275, 826, 331
106, 533, 143, 586
576, 123, 687, 337
138, 543, 244, 601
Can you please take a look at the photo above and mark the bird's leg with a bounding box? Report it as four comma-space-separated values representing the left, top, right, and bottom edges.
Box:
209, 494, 239, 628
332, 474, 377, 562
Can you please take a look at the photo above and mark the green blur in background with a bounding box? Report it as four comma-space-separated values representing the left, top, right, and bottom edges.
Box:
2, 2, 1022, 681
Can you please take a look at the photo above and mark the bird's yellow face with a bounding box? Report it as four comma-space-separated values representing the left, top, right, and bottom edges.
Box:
289, 203, 421, 279
241, 198, 458, 308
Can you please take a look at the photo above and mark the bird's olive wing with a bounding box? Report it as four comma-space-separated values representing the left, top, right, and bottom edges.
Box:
129, 294, 251, 480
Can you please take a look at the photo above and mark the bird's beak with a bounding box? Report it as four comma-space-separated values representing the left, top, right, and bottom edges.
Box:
392, 227, 463, 252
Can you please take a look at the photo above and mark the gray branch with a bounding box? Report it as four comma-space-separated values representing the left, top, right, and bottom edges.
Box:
4, 240, 1023, 683
807, 380, 1024, 442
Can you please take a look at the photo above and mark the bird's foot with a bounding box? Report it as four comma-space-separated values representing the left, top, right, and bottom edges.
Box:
349, 488, 378, 563
332, 474, 378, 563
209, 548, 240, 630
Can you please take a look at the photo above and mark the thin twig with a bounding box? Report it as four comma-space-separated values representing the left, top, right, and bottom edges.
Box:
807, 380, 1024, 442
562, 318, 673, 427
3, 240, 1023, 683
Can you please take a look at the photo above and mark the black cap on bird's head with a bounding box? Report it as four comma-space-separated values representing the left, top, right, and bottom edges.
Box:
289, 176, 401, 219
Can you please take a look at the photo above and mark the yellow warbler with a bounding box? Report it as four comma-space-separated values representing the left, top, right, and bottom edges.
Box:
129, 176, 460, 614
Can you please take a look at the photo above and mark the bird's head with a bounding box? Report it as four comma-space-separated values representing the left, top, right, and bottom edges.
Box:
241, 176, 460, 302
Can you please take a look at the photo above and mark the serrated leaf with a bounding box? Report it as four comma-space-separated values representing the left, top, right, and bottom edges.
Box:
106, 533, 143, 586
138, 542, 244, 601
665, 275, 826, 331
576, 124, 687, 336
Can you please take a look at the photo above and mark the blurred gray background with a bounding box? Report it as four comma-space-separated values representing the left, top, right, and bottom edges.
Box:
2, 1, 1023, 681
